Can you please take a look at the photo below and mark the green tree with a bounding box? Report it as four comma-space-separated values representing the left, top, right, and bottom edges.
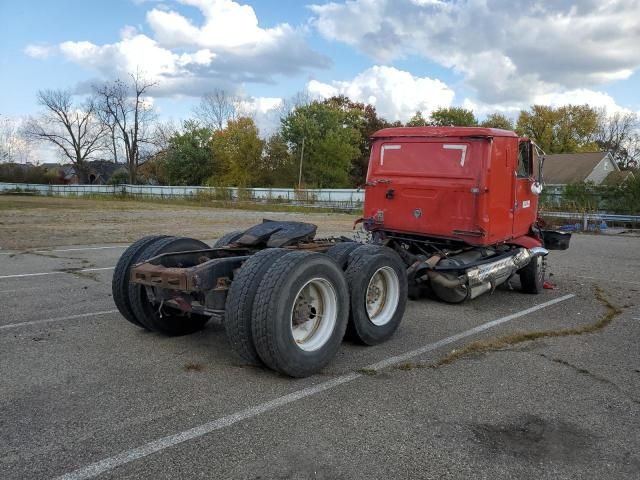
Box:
281, 99, 362, 188
480, 113, 514, 130
429, 107, 478, 127
164, 120, 214, 185
320, 96, 391, 186
212, 117, 264, 187
516, 105, 599, 153
258, 133, 297, 187
406, 111, 428, 127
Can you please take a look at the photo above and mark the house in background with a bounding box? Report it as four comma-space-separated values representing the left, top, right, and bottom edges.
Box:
42, 160, 121, 185
543, 151, 623, 186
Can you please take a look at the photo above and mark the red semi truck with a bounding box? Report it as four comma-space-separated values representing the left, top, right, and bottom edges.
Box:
112, 127, 570, 377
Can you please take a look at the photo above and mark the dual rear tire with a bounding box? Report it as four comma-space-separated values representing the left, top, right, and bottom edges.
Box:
112, 235, 211, 336
225, 243, 408, 377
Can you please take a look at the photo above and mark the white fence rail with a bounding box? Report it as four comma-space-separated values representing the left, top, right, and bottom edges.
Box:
0, 183, 365, 210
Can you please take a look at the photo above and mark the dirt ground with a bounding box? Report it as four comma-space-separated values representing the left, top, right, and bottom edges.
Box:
0, 196, 358, 249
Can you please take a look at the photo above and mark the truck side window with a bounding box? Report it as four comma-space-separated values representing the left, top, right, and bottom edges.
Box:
517, 142, 531, 178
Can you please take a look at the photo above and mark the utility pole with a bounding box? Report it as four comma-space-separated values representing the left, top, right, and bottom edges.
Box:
297, 136, 305, 190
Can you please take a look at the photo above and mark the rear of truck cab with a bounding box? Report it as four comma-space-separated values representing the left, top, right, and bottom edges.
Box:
363, 127, 539, 247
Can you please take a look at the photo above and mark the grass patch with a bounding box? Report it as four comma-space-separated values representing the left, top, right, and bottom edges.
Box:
357, 368, 378, 376
0, 193, 361, 215
430, 286, 622, 368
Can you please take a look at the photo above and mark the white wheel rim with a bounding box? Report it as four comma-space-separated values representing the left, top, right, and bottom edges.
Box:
290, 278, 338, 352
365, 266, 400, 326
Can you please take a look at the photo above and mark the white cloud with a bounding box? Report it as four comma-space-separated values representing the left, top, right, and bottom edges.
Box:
310, 0, 640, 105
147, 0, 285, 50
307, 66, 454, 121
33, 0, 328, 97
24, 44, 55, 59
237, 96, 284, 136
463, 88, 636, 121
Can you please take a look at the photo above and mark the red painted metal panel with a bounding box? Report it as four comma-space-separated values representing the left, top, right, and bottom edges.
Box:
364, 128, 538, 247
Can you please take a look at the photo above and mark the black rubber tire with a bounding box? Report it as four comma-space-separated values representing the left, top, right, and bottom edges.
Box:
129, 236, 212, 335
344, 251, 408, 345
224, 248, 289, 364
348, 243, 386, 264
519, 255, 545, 294
325, 241, 360, 269
213, 230, 244, 247
251, 251, 349, 378
112, 235, 168, 329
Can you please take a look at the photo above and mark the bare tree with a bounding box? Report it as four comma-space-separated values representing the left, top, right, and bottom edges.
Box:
150, 119, 179, 152
596, 110, 640, 169
0, 115, 32, 163
277, 90, 312, 123
95, 71, 157, 183
193, 88, 241, 130
24, 90, 106, 181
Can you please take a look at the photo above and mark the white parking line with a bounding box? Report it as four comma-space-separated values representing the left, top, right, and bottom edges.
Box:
55, 294, 575, 480
0, 266, 114, 280
0, 310, 119, 331
0, 245, 126, 256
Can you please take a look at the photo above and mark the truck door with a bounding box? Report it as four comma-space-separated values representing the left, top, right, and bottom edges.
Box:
512, 140, 537, 237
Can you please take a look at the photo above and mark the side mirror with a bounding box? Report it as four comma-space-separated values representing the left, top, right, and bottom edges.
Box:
532, 143, 545, 195
531, 182, 543, 195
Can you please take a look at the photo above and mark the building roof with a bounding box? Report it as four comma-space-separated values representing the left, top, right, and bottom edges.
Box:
372, 126, 518, 139
601, 170, 635, 186
543, 152, 610, 184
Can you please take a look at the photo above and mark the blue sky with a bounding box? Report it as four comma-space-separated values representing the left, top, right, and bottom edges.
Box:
2, 0, 639, 130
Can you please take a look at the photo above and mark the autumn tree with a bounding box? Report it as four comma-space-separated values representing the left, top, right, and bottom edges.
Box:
212, 117, 264, 187
480, 113, 514, 130
94, 71, 157, 183
24, 89, 106, 182
516, 105, 599, 153
429, 107, 478, 127
281, 99, 362, 188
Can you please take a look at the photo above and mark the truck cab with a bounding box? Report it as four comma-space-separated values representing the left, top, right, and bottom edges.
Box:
363, 127, 541, 247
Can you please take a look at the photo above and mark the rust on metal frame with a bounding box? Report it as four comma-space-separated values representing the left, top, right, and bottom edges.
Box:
130, 264, 198, 291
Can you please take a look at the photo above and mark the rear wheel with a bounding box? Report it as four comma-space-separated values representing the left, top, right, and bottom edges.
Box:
251, 252, 349, 377
112, 235, 168, 329
348, 243, 382, 264
129, 237, 211, 335
224, 248, 289, 364
325, 241, 359, 269
345, 250, 408, 345
519, 255, 545, 294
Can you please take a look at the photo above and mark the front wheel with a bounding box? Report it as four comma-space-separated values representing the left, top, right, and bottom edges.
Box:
519, 255, 545, 294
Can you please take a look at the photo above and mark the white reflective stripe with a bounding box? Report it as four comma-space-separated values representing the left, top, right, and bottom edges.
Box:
443, 144, 468, 167
380, 144, 401, 165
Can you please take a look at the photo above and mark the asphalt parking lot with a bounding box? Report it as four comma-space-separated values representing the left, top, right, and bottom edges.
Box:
1, 232, 639, 479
